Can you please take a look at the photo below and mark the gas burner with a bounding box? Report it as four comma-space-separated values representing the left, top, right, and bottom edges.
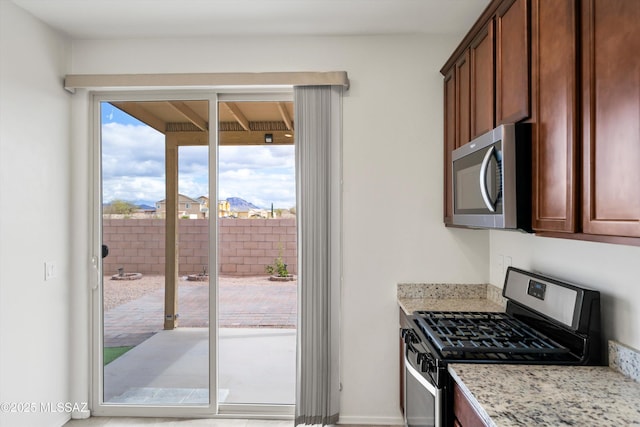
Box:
414, 311, 570, 357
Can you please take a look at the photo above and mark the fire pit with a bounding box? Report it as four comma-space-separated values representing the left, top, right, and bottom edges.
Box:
187, 267, 209, 282
111, 268, 143, 281
187, 273, 209, 282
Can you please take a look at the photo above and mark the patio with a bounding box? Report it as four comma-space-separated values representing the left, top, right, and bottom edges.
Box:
102, 275, 297, 405
104, 275, 297, 347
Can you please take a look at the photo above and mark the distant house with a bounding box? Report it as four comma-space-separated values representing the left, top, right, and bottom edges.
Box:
156, 194, 205, 218
217, 199, 231, 217
197, 196, 210, 218
238, 208, 270, 219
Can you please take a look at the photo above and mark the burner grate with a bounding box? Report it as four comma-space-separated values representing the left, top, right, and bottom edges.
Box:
414, 311, 570, 356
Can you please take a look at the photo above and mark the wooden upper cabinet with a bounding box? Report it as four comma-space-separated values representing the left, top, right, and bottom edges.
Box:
444, 68, 456, 224
455, 51, 472, 147
582, 0, 640, 237
470, 22, 495, 139
531, 0, 578, 232
496, 0, 530, 124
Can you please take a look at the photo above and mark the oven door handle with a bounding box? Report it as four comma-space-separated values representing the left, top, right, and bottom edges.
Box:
479, 145, 497, 212
404, 352, 437, 397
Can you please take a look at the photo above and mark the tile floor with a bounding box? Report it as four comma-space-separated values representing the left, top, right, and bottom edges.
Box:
64, 418, 294, 426
64, 419, 393, 427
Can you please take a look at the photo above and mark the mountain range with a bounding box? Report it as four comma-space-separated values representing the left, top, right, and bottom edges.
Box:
226, 197, 261, 211
106, 197, 262, 212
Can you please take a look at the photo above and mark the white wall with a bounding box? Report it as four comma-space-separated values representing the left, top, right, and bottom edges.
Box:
0, 2, 72, 426
70, 34, 489, 424
490, 230, 640, 354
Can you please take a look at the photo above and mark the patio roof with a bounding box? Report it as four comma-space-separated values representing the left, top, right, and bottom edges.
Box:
110, 100, 294, 145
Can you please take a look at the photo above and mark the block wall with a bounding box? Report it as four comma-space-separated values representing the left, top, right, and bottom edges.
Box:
102, 218, 297, 276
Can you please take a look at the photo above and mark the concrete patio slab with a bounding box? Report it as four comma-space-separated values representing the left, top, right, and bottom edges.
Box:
104, 328, 295, 406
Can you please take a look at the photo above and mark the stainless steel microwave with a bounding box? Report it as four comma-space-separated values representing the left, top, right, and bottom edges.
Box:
451, 123, 531, 231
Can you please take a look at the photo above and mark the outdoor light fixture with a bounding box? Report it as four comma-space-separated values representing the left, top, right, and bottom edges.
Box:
264, 133, 273, 143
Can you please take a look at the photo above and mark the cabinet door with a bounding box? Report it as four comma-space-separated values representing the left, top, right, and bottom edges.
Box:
470, 22, 495, 139
531, 0, 578, 232
456, 51, 471, 147
582, 0, 640, 237
398, 309, 411, 416
444, 68, 456, 224
496, 0, 530, 124
453, 382, 488, 427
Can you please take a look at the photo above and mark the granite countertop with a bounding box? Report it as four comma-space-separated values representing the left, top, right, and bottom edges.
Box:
449, 363, 640, 426
397, 283, 506, 314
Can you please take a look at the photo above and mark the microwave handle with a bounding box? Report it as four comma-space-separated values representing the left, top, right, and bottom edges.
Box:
479, 146, 496, 212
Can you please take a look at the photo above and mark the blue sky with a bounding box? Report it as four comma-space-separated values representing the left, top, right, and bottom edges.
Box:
100, 103, 296, 209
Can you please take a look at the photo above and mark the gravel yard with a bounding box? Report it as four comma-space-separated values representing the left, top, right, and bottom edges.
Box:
103, 275, 165, 312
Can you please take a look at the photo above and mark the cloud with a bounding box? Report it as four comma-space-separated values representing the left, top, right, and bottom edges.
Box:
103, 176, 166, 204
218, 145, 295, 208
101, 122, 165, 180
101, 122, 295, 208
218, 145, 295, 172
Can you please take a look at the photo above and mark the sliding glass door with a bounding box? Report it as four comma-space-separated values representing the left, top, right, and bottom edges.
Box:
92, 93, 217, 417
216, 97, 296, 412
91, 91, 296, 418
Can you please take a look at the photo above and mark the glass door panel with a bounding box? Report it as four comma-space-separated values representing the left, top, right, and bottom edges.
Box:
216, 100, 297, 407
99, 99, 210, 407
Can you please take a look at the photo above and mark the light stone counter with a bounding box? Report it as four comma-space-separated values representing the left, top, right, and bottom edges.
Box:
397, 283, 506, 315
448, 363, 640, 426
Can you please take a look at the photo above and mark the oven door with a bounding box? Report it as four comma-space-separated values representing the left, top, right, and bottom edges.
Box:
403, 331, 441, 427
452, 139, 503, 217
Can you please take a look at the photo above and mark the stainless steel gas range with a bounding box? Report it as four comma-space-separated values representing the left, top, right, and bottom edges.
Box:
400, 267, 602, 427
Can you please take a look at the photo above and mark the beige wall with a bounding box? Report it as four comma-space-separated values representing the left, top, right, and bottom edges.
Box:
102, 218, 296, 276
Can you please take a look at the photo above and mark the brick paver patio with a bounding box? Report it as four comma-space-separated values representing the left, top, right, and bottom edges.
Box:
104, 276, 296, 347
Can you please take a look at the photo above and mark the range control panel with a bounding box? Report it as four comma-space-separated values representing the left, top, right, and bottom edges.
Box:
527, 280, 547, 300
503, 267, 580, 329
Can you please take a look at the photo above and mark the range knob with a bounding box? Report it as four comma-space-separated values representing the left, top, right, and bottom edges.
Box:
418, 353, 436, 373
402, 329, 416, 344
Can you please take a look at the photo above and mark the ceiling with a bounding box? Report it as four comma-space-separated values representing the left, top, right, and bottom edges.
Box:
13, 0, 490, 144
110, 100, 295, 146
12, 0, 490, 39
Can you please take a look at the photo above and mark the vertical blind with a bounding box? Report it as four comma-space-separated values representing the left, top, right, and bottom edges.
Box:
294, 85, 342, 426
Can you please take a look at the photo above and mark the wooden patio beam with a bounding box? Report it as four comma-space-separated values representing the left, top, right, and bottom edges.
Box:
110, 101, 166, 133
164, 135, 179, 330
219, 130, 293, 146
168, 101, 208, 132
277, 102, 293, 131
221, 102, 250, 131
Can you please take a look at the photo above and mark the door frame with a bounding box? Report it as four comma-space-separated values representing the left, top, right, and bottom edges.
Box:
90, 90, 218, 418
89, 89, 295, 419
216, 91, 295, 417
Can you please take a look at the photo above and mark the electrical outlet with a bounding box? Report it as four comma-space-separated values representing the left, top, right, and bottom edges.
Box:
496, 254, 504, 275
44, 262, 55, 281
505, 256, 512, 272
